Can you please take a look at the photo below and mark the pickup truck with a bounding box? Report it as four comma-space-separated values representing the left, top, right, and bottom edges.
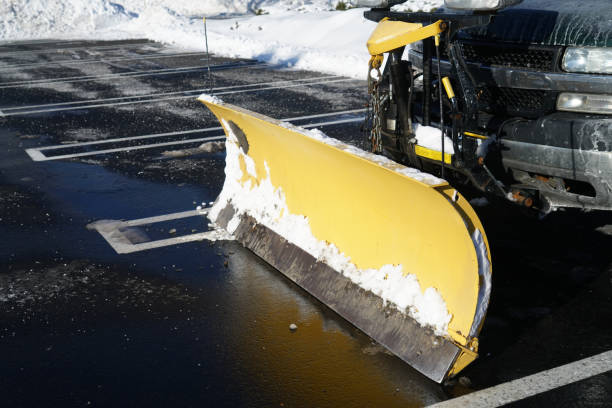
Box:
361, 0, 612, 213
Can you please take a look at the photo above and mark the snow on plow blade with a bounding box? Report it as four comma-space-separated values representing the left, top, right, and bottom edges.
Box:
199, 97, 492, 383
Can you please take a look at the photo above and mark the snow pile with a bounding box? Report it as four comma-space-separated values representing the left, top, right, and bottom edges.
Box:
0, 0, 442, 79
0, 0, 135, 40
207, 104, 452, 335
414, 124, 455, 154
391, 0, 443, 12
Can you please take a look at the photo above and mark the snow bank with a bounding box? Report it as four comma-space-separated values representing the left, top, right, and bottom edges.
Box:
201, 9, 374, 78
0, 0, 442, 79
207, 102, 452, 335
1, 0, 374, 79
0, 0, 135, 40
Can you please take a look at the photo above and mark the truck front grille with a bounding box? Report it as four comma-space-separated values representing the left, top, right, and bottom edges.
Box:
459, 41, 560, 71
478, 87, 558, 118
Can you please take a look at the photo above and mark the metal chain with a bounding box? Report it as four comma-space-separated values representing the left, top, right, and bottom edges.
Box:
367, 64, 383, 153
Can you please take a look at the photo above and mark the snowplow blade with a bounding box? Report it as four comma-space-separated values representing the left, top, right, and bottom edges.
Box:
198, 96, 492, 383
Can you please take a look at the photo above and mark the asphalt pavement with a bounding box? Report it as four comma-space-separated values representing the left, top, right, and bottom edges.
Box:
0, 39, 611, 407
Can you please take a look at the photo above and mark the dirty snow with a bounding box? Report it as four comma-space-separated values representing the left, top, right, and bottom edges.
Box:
1, 0, 439, 79
207, 112, 452, 335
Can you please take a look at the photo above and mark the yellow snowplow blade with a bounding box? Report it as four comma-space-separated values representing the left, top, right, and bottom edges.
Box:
199, 97, 492, 382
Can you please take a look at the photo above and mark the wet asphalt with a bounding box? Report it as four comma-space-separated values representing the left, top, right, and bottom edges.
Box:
0, 39, 611, 407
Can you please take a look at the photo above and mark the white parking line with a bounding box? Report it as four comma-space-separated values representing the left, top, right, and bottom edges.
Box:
88, 208, 231, 254
1, 75, 341, 111
32, 108, 366, 152
123, 209, 205, 226
0, 61, 264, 88
3, 77, 353, 116
0, 62, 256, 86
25, 115, 364, 161
302, 117, 363, 128
0, 39, 81, 47
114, 232, 224, 254
35, 128, 223, 151
0, 41, 157, 57
26, 135, 225, 161
429, 350, 612, 408
0, 51, 205, 71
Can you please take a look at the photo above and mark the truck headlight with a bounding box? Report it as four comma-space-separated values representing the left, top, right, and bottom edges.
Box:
444, 0, 522, 10
557, 92, 612, 114
562, 47, 612, 74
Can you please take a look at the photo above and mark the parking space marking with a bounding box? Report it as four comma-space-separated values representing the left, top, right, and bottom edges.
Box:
25, 113, 364, 161
2, 76, 353, 116
88, 208, 231, 254
35, 128, 222, 152
302, 117, 363, 128
1, 75, 339, 110
0, 60, 265, 88
0, 39, 81, 47
26, 135, 225, 161
0, 51, 206, 71
0, 41, 157, 57
30, 108, 366, 152
0, 61, 256, 86
112, 232, 225, 254
122, 209, 204, 226
429, 350, 612, 408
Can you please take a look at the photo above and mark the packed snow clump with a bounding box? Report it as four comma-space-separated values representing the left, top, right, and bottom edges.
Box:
391, 0, 443, 13
413, 124, 455, 154
198, 93, 224, 105
207, 110, 452, 335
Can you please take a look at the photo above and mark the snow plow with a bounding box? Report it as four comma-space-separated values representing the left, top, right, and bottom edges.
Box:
196, 0, 612, 383
199, 96, 491, 382
194, 0, 510, 384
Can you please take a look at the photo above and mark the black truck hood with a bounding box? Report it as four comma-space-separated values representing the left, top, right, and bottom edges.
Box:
457, 0, 612, 47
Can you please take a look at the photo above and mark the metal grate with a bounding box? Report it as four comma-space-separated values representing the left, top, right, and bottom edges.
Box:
460, 42, 557, 71
478, 87, 558, 118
